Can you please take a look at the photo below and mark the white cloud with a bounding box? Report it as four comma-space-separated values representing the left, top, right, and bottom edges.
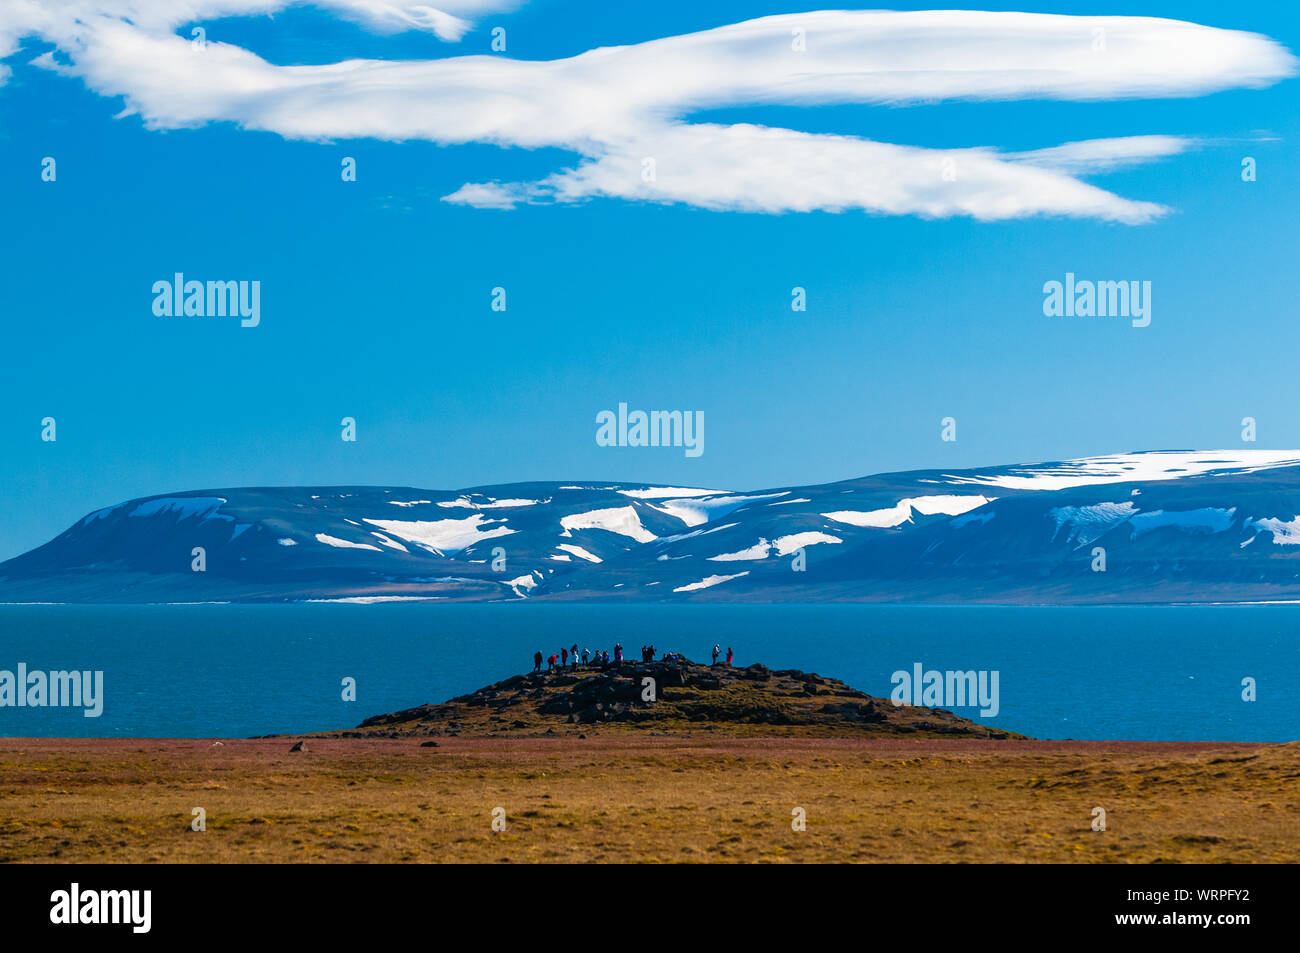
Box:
471, 123, 1173, 222
440, 180, 520, 209
0, 1, 513, 51
1, 6, 1294, 221
1007, 135, 1198, 174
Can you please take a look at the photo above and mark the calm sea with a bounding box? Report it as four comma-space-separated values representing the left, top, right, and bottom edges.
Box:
0, 604, 1294, 741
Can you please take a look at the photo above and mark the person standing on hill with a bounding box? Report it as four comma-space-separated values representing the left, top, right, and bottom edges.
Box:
533, 651, 543, 672
614, 643, 623, 665
548, 653, 558, 672
712, 644, 720, 665
570, 644, 579, 667
582, 648, 590, 665
726, 647, 733, 666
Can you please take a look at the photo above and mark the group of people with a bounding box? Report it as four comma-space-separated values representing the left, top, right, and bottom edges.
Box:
531, 642, 735, 672
533, 643, 623, 672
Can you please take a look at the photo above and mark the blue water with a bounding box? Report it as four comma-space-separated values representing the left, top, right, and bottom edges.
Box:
0, 604, 1294, 741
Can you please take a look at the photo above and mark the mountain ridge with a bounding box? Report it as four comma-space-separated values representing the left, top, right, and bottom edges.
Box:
6, 450, 1300, 604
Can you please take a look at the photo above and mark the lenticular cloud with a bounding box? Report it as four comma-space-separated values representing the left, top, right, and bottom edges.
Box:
0, 5, 1294, 221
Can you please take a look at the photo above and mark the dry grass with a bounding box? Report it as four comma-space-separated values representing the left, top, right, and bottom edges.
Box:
1, 737, 1297, 863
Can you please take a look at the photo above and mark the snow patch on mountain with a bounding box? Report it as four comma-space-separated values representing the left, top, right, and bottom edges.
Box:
651, 492, 788, 527
1130, 507, 1236, 538
1246, 516, 1300, 545
708, 532, 841, 561
305, 596, 440, 603
707, 540, 771, 561
1049, 501, 1240, 544
824, 495, 992, 528
773, 532, 841, 555
560, 507, 657, 543
556, 543, 602, 563
370, 533, 408, 552
507, 572, 540, 596
674, 571, 749, 592
1049, 502, 1137, 546
363, 515, 517, 554
618, 487, 726, 499
314, 533, 382, 551
659, 522, 738, 544
946, 451, 1300, 492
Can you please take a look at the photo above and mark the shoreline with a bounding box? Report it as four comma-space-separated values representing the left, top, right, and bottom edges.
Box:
0, 736, 1286, 750
7, 600, 1300, 606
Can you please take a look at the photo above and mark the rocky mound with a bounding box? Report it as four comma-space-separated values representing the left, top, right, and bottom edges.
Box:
347, 659, 1023, 739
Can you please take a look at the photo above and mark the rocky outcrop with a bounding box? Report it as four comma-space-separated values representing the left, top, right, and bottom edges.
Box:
351, 659, 1022, 739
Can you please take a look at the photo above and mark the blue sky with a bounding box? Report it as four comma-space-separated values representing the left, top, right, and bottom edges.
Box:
1, 0, 1298, 559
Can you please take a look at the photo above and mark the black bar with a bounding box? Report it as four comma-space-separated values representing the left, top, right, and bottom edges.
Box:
0, 863, 1281, 940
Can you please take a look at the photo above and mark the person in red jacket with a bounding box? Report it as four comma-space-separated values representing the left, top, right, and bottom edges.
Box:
561, 647, 568, 666
726, 646, 733, 666
547, 654, 558, 671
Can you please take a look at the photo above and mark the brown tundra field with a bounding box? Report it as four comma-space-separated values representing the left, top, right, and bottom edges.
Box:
1, 736, 1298, 864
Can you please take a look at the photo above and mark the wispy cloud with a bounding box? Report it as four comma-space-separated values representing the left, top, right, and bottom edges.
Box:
2, 6, 1294, 222
1006, 136, 1199, 175
0, 1, 515, 56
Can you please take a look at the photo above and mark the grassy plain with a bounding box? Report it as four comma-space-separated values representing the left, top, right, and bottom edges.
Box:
2, 736, 1295, 863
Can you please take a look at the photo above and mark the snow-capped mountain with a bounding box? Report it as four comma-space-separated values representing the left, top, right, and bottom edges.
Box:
6, 451, 1300, 604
